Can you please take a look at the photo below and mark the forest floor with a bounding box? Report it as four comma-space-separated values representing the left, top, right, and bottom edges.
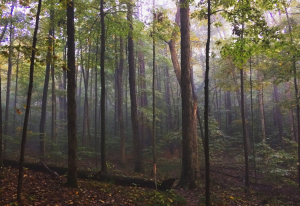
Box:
1, 148, 300, 205
1, 164, 299, 205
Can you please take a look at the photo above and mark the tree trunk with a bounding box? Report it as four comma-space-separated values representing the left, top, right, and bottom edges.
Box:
17, 0, 42, 199
51, 10, 56, 144
273, 84, 284, 148
168, 8, 181, 86
4, 14, 14, 151
178, 0, 197, 189
286, 82, 296, 141
152, 0, 157, 187
127, 1, 143, 173
225, 91, 232, 135
94, 37, 99, 168
205, 0, 211, 204
100, 0, 107, 174
65, 0, 78, 188
39, 34, 52, 161
118, 38, 125, 164
257, 71, 266, 143
241, 68, 249, 193
0, 67, 3, 170
284, 5, 300, 190
13, 44, 20, 136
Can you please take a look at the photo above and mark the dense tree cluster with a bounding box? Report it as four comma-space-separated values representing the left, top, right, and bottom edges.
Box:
1, 0, 300, 204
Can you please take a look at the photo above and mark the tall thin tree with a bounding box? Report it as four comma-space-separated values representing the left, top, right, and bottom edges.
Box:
127, 0, 143, 173
66, 0, 78, 188
204, 0, 211, 204
17, 0, 42, 200
100, 0, 107, 173
152, 0, 157, 189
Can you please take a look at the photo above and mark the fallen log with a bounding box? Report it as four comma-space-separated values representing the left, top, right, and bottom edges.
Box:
3, 159, 176, 190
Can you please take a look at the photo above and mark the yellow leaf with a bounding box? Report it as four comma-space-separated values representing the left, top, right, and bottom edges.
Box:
23, 105, 26, 109
279, 63, 282, 65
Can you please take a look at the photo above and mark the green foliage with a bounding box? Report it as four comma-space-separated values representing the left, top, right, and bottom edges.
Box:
255, 141, 297, 184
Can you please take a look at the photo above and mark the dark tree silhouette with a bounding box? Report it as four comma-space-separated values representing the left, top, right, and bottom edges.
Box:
66, 0, 78, 188
17, 0, 42, 200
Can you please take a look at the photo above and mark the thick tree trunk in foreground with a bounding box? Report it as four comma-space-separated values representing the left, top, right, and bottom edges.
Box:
178, 0, 197, 189
127, 1, 143, 173
66, 0, 78, 188
17, 0, 42, 200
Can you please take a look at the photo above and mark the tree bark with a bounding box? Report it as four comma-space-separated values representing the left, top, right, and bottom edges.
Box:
118, 38, 125, 164
13, 44, 20, 136
127, 1, 143, 173
241, 68, 249, 193
17, 0, 42, 199
273, 84, 284, 148
51, 10, 56, 144
257, 71, 266, 143
178, 0, 197, 189
100, 0, 107, 174
152, 0, 157, 187
205, 0, 211, 204
225, 91, 232, 135
286, 82, 296, 141
65, 0, 78, 188
0, 67, 3, 170
39, 35, 51, 161
4, 12, 14, 151
168, 8, 181, 86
